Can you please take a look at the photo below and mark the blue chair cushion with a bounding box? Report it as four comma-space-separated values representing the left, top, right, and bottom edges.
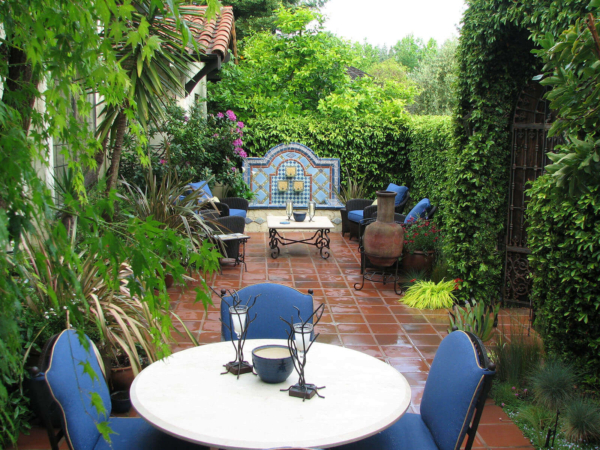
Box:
336, 413, 438, 450
348, 210, 364, 223
386, 183, 409, 206
221, 283, 313, 341
45, 330, 111, 449
94, 417, 207, 450
188, 181, 212, 200
420, 330, 490, 450
404, 198, 431, 224
229, 208, 247, 218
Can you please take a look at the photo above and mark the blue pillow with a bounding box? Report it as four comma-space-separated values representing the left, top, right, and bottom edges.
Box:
188, 181, 212, 200
385, 183, 408, 206
404, 198, 431, 223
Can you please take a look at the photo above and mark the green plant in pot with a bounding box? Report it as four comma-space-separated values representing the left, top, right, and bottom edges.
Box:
402, 219, 440, 274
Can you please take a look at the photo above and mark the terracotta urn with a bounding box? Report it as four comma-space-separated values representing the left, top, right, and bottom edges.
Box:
363, 191, 404, 267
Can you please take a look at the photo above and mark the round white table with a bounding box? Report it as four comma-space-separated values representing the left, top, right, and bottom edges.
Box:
130, 340, 411, 450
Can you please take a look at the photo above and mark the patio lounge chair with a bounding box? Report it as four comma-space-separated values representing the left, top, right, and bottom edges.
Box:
188, 181, 249, 218
346, 184, 409, 240
335, 330, 495, 450
404, 198, 436, 223
220, 283, 314, 341
40, 329, 206, 450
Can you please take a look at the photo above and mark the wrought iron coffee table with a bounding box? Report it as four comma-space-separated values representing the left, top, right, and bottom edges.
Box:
267, 215, 334, 259
131, 339, 411, 449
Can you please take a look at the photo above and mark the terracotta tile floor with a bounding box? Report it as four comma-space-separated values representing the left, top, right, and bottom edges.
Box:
13, 232, 534, 450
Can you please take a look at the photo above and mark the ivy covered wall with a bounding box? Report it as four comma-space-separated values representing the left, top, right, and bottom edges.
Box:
447, 0, 589, 302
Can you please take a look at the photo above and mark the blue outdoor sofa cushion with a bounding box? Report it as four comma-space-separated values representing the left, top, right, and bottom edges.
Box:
229, 208, 247, 218
404, 198, 431, 223
386, 183, 409, 206
347, 209, 364, 223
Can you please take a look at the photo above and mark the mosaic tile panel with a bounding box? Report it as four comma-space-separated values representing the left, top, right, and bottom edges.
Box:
243, 143, 342, 209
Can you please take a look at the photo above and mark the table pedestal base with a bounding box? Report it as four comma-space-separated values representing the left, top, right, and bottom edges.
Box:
223, 361, 253, 376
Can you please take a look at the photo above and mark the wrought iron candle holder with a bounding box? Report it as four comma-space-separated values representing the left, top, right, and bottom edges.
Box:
219, 289, 258, 378
279, 303, 326, 400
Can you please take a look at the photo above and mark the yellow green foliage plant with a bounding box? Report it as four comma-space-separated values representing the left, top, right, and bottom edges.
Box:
401, 279, 456, 310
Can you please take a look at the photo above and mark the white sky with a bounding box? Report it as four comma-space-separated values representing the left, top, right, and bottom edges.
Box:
321, 0, 467, 47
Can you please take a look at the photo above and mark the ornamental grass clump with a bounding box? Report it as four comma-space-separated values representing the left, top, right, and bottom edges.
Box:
563, 398, 600, 443
529, 359, 577, 410
492, 327, 544, 386
401, 279, 457, 309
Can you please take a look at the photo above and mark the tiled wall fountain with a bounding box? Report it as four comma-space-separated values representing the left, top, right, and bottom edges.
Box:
242, 143, 343, 231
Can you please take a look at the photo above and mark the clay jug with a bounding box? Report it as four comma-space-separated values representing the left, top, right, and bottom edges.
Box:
363, 191, 404, 267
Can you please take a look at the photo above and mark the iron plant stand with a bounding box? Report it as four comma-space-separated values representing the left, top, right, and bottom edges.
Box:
354, 256, 402, 295
280, 304, 326, 401
219, 289, 259, 378
269, 228, 331, 259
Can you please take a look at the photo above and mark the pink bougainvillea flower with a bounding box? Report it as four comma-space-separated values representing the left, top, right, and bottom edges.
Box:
226, 110, 237, 121
183, 115, 189, 122
237, 121, 245, 129
217, 112, 224, 118
159, 159, 166, 164
213, 133, 219, 138
231, 167, 236, 172
239, 150, 247, 158
233, 138, 243, 147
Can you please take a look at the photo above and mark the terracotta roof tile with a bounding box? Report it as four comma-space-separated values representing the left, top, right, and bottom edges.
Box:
184, 5, 236, 59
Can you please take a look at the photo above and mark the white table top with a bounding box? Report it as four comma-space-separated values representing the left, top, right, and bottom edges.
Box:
267, 215, 334, 230
131, 340, 411, 450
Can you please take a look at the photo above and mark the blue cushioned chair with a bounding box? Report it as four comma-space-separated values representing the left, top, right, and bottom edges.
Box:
335, 330, 495, 450
404, 198, 435, 224
346, 185, 410, 240
43, 330, 206, 450
188, 181, 249, 219
220, 283, 314, 341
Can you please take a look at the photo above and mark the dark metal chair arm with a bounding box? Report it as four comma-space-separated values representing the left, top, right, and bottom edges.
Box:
219, 197, 249, 211
346, 198, 373, 212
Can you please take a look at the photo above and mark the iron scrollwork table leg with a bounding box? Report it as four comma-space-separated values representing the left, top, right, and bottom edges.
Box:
268, 227, 331, 260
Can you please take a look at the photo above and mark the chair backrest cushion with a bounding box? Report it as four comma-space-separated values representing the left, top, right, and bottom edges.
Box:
420, 330, 493, 450
45, 329, 110, 450
189, 181, 212, 200
404, 198, 431, 223
385, 184, 409, 206
221, 283, 314, 340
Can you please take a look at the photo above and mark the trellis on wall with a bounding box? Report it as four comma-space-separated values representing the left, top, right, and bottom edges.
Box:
502, 82, 560, 307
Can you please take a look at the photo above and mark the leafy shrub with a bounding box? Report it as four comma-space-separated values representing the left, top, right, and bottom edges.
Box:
527, 176, 600, 385
529, 360, 577, 410
518, 404, 557, 448
563, 398, 600, 443
403, 220, 441, 253
448, 301, 500, 342
492, 328, 544, 386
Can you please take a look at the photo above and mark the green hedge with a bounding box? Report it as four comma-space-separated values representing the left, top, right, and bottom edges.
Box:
243, 114, 453, 217
527, 176, 600, 385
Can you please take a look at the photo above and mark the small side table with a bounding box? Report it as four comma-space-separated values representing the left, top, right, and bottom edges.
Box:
214, 233, 250, 272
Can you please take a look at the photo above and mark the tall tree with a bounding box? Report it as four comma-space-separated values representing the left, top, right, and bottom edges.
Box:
390, 35, 437, 72
222, 0, 328, 40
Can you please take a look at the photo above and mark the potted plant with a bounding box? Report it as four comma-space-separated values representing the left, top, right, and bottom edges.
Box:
402, 219, 440, 273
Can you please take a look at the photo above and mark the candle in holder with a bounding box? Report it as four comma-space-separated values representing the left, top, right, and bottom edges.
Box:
293, 323, 313, 358
308, 201, 316, 222
286, 200, 294, 220
229, 305, 248, 339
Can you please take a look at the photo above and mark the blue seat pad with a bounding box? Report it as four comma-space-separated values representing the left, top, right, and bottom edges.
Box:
94, 417, 207, 450
229, 208, 247, 218
405, 198, 431, 223
188, 181, 212, 200
336, 413, 438, 450
386, 183, 409, 206
348, 210, 364, 223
